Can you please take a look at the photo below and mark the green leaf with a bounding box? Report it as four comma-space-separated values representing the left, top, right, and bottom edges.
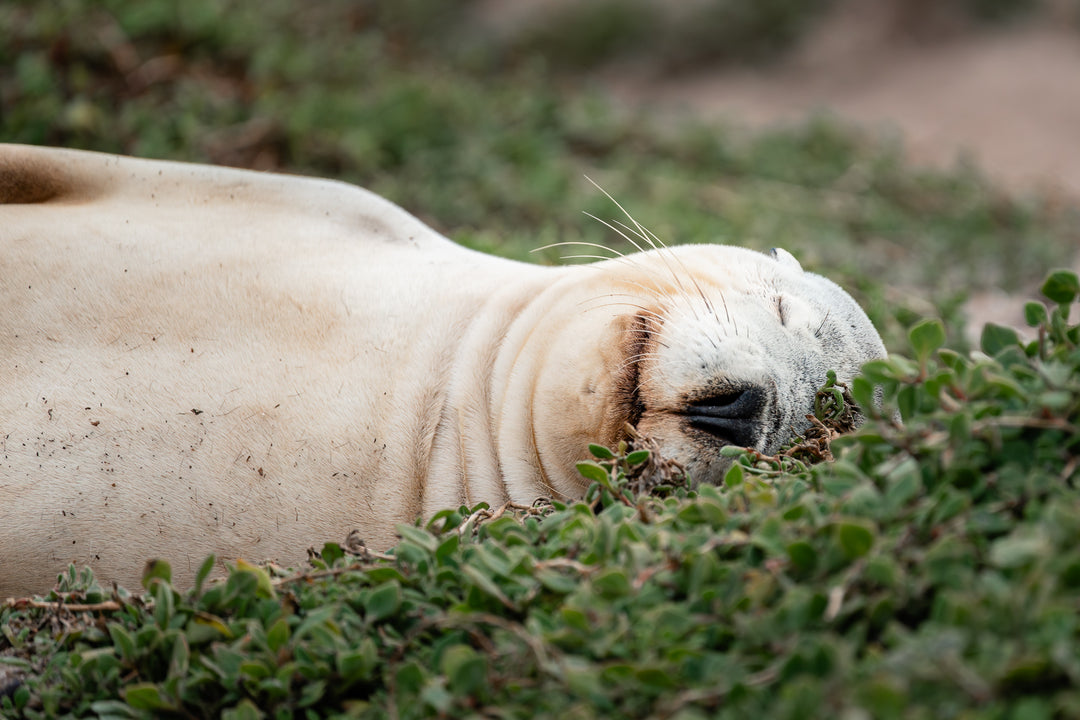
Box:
592, 568, 631, 598
695, 498, 728, 527
141, 559, 172, 589
420, 681, 454, 714
536, 569, 578, 594
337, 638, 378, 683
1023, 301, 1048, 327
436, 534, 460, 562
990, 533, 1049, 569
152, 580, 175, 629
836, 521, 875, 559
636, 666, 678, 689
169, 634, 190, 678
865, 556, 901, 589
395, 662, 426, 696
908, 319, 945, 364
366, 581, 402, 622
625, 449, 650, 466
193, 554, 216, 597
88, 700, 138, 718
849, 376, 878, 417
576, 460, 611, 485
12, 684, 30, 711
396, 524, 439, 553
786, 541, 817, 574
266, 617, 291, 653
222, 699, 264, 720
897, 385, 918, 422
937, 348, 966, 371
191, 612, 233, 641
860, 359, 897, 384
239, 659, 272, 681
1041, 270, 1080, 304
108, 623, 137, 663
980, 323, 1021, 356
124, 683, 171, 711
462, 565, 515, 608
320, 542, 345, 566
299, 679, 327, 707
366, 567, 408, 584
441, 645, 487, 696
428, 508, 463, 533
588, 443, 615, 459
884, 459, 921, 509
234, 559, 276, 599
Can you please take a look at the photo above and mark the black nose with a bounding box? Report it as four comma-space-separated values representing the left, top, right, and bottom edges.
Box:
683, 387, 765, 448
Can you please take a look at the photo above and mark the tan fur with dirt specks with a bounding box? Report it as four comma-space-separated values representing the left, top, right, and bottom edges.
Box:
0, 145, 885, 596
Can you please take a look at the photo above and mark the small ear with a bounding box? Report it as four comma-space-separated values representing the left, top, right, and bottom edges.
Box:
769, 247, 802, 271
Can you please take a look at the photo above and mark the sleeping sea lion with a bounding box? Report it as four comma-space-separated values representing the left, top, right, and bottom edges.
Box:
0, 144, 886, 596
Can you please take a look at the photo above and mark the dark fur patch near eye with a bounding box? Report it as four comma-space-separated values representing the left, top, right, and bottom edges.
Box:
615, 312, 656, 430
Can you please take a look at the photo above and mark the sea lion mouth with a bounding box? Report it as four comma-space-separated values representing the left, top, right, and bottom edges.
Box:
680, 386, 765, 448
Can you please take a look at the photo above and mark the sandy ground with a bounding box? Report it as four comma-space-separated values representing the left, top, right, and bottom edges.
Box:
614, 4, 1080, 198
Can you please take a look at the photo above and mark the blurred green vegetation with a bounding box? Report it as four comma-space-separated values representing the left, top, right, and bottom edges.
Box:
1, 0, 1077, 354
498, 0, 833, 70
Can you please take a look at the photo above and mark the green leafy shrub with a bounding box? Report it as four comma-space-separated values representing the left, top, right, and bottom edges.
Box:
3, 271, 1077, 718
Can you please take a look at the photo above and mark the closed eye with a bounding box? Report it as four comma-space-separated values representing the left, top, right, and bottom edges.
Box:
775, 296, 787, 326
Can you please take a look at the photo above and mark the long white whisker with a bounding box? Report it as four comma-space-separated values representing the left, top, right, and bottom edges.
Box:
635, 221, 671, 250
559, 254, 626, 263
633, 221, 719, 320
583, 212, 649, 254
531, 241, 626, 257
584, 177, 703, 323
580, 300, 665, 319
615, 276, 684, 302
613, 353, 663, 378
585, 176, 656, 249
583, 280, 678, 307
610, 219, 654, 248
617, 351, 663, 367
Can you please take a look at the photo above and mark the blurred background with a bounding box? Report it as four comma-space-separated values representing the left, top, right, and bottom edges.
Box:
2, 0, 1078, 351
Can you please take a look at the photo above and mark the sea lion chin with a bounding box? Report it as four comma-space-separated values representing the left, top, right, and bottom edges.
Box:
0, 144, 886, 596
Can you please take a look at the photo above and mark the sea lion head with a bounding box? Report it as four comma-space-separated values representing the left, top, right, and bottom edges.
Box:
518, 243, 887, 494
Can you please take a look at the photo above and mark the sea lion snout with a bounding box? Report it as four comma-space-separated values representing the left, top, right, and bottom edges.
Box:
681, 385, 767, 449
610, 244, 888, 486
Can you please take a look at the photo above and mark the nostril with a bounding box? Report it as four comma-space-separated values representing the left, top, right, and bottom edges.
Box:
683, 387, 764, 447
688, 387, 762, 420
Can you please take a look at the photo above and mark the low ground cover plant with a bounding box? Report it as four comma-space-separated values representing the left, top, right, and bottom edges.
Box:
2, 271, 1077, 718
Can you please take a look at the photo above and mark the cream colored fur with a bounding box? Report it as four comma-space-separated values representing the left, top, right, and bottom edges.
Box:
0, 145, 886, 596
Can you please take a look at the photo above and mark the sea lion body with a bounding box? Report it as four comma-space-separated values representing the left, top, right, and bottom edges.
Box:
0, 145, 886, 596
